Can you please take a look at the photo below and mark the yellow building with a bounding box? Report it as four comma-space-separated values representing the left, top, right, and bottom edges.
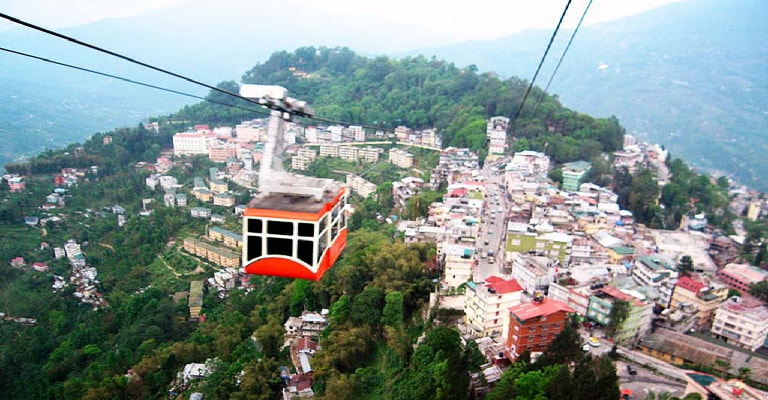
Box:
209, 179, 228, 194
670, 276, 729, 330
208, 227, 243, 249
183, 237, 240, 268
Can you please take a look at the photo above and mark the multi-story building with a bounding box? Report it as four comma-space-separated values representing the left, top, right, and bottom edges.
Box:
338, 146, 359, 162
669, 276, 729, 331
392, 177, 424, 208
716, 263, 768, 294
561, 160, 591, 191
291, 155, 312, 171
208, 143, 237, 162
711, 297, 768, 352
192, 188, 213, 202
173, 132, 209, 156
209, 179, 228, 194
587, 286, 653, 345
158, 175, 179, 190
632, 255, 679, 308
506, 223, 572, 266
505, 297, 574, 361
547, 281, 592, 317
208, 226, 243, 249
349, 125, 365, 142
213, 193, 236, 207
507, 151, 550, 177
389, 148, 414, 169
507, 254, 556, 295
190, 207, 212, 218
465, 276, 523, 338
487, 116, 509, 157
346, 174, 377, 199
235, 120, 264, 142
394, 126, 412, 141
358, 147, 380, 163
439, 243, 474, 289
319, 144, 339, 158
183, 237, 240, 268
297, 147, 317, 162
175, 193, 188, 207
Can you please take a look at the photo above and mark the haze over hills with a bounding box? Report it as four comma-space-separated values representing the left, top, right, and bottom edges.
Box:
407, 0, 768, 190
0, 0, 451, 166
1, 0, 766, 190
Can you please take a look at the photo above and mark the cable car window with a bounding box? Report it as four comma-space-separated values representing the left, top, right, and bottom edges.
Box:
267, 237, 292, 256
319, 215, 328, 233
247, 235, 262, 261
298, 240, 313, 266
331, 204, 339, 221
268, 220, 293, 236
318, 234, 328, 261
339, 212, 346, 228
298, 222, 314, 237
331, 223, 338, 240
248, 218, 262, 234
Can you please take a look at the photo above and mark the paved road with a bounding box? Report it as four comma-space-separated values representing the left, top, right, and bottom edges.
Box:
473, 161, 508, 281
616, 360, 686, 398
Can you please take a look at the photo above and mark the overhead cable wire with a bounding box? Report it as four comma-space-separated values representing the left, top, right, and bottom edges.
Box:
0, 46, 272, 116
0, 12, 441, 137
508, 0, 573, 133
0, 12, 263, 107
529, 0, 594, 118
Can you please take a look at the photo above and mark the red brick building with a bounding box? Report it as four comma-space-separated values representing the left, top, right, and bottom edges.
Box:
505, 297, 574, 361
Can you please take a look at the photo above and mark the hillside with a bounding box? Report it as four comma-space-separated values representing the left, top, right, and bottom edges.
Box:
0, 0, 451, 169
408, 0, 768, 190
0, 48, 635, 399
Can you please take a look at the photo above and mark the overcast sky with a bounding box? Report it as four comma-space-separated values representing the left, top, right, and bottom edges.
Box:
1, 0, 688, 41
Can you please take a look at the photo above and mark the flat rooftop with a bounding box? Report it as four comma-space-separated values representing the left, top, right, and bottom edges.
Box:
247, 183, 344, 214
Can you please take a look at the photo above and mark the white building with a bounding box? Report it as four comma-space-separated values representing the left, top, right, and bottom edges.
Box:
346, 174, 377, 198
631, 255, 679, 308
440, 243, 474, 289
711, 297, 768, 352
389, 148, 414, 169
508, 254, 555, 295
487, 116, 509, 156
464, 276, 524, 338
173, 132, 209, 156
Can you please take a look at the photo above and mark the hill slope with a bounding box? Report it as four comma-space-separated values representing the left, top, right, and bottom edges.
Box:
407, 0, 768, 189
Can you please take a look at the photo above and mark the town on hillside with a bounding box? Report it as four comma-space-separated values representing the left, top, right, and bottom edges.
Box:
4, 114, 768, 399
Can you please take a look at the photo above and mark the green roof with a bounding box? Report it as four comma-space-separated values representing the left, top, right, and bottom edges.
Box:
610, 246, 635, 255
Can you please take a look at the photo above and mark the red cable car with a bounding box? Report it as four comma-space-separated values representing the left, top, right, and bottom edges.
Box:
239, 84, 347, 280
242, 185, 347, 281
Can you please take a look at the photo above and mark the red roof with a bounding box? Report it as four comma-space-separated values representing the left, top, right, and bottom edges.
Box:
485, 276, 523, 294
449, 188, 468, 197
676, 276, 706, 294
599, 286, 635, 302
508, 298, 574, 321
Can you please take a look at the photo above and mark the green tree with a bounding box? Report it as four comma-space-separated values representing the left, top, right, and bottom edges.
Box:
678, 255, 694, 277
606, 300, 630, 339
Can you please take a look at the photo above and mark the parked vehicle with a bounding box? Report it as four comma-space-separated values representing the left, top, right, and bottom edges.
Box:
588, 337, 601, 347
626, 365, 637, 375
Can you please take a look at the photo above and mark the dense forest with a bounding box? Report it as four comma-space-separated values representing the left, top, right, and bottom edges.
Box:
0, 47, 759, 399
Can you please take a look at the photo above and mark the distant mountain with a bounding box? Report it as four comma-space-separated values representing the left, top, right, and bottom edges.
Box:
0, 0, 451, 168
404, 0, 768, 190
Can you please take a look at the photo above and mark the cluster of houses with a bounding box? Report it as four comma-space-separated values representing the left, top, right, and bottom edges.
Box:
53, 239, 108, 308
390, 118, 768, 393
281, 310, 329, 399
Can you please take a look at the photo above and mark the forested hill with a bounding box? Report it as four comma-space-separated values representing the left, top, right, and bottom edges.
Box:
408, 0, 768, 190
174, 47, 625, 165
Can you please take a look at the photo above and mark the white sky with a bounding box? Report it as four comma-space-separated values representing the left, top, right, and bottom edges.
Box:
0, 0, 688, 41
